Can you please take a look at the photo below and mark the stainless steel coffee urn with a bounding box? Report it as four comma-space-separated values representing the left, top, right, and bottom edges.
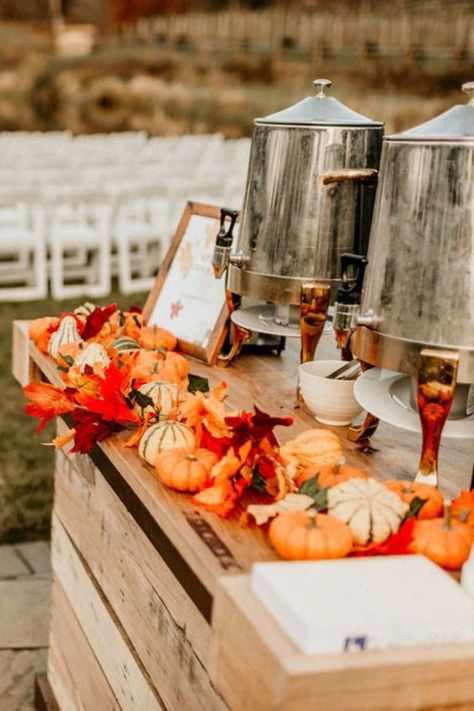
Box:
226, 79, 384, 305
352, 82, 474, 486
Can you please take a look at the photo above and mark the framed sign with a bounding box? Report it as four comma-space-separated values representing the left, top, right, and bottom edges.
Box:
143, 202, 233, 364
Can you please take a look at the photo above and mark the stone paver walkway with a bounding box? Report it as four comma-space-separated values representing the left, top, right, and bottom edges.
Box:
0, 541, 51, 711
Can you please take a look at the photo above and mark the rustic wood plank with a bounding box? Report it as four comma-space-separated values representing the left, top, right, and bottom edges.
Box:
50, 515, 164, 711
211, 576, 474, 711
35, 673, 60, 711
48, 581, 119, 711
54, 441, 227, 710
12, 320, 43, 388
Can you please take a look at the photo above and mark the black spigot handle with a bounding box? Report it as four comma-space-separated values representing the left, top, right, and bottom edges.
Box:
337, 253, 368, 305
216, 207, 239, 247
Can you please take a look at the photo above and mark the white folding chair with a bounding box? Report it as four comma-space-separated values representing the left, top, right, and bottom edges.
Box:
48, 194, 113, 300
0, 197, 47, 301
111, 188, 163, 294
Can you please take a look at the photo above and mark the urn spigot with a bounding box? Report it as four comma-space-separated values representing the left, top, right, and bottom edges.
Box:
212, 208, 239, 279
333, 253, 368, 359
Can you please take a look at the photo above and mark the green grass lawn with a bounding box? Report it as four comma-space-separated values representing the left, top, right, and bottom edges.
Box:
0, 288, 147, 543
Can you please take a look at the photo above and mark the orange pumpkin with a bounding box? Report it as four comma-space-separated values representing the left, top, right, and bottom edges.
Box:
269, 509, 353, 561
155, 351, 190, 385
410, 501, 474, 570
384, 480, 444, 520
297, 463, 367, 489
155, 446, 217, 492
138, 325, 177, 352
452, 491, 474, 526
28, 317, 60, 353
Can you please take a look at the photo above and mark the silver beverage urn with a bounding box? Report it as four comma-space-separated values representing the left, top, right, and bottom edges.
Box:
226, 79, 384, 307
352, 82, 474, 486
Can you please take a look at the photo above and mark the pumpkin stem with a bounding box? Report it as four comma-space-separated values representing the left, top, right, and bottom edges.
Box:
306, 509, 318, 529
443, 499, 452, 529
186, 455, 198, 462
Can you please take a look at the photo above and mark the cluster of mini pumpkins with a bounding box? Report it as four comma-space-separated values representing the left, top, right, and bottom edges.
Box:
267, 454, 474, 570
31, 302, 474, 571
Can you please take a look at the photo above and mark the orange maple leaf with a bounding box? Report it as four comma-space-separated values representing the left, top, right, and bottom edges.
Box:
191, 448, 250, 517
28, 316, 60, 354
24, 382, 76, 433
180, 388, 230, 444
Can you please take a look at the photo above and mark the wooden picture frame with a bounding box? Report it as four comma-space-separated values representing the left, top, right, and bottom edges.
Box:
143, 201, 231, 365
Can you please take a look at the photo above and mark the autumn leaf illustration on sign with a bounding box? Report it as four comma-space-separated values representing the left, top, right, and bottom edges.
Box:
177, 242, 193, 277
170, 301, 183, 319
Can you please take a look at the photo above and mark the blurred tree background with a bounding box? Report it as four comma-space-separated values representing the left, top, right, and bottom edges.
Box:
0, 0, 472, 136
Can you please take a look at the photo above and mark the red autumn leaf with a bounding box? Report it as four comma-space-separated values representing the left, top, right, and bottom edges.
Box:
128, 304, 143, 314
252, 406, 293, 440
200, 428, 232, 458
351, 519, 416, 557
100, 361, 133, 397
23, 382, 76, 433
70, 410, 118, 453
256, 454, 279, 480
82, 303, 117, 340
75, 362, 139, 425
225, 406, 293, 450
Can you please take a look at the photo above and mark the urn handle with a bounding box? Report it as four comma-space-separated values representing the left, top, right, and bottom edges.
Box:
462, 81, 474, 105
313, 78, 332, 97
319, 168, 378, 185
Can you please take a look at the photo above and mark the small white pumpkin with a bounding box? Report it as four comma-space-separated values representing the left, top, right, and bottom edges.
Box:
74, 343, 110, 373
139, 421, 195, 466
136, 381, 178, 418
48, 316, 82, 360
327, 477, 409, 546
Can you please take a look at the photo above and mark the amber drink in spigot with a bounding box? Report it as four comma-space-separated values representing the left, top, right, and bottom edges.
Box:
300, 283, 331, 364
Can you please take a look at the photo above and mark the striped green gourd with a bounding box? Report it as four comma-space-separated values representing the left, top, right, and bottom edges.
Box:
136, 381, 178, 418
138, 421, 195, 466
111, 337, 141, 353
48, 316, 82, 360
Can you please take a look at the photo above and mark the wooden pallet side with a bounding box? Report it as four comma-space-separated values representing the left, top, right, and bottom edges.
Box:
34, 674, 60, 711
12, 321, 43, 387
48, 581, 119, 711
211, 576, 474, 711
50, 514, 165, 711
54, 439, 227, 710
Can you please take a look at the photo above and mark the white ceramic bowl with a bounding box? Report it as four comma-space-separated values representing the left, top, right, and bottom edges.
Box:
299, 359, 363, 426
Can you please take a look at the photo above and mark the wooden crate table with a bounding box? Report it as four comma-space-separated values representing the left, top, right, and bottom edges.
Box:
12, 320, 474, 711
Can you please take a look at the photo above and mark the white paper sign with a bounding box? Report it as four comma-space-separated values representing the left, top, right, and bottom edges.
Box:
148, 213, 226, 349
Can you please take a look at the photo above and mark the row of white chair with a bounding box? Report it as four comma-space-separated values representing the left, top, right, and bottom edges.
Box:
0, 132, 250, 300
0, 179, 246, 300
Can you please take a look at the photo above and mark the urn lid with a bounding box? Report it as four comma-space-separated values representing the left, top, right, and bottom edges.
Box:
387, 82, 474, 142
257, 79, 383, 128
